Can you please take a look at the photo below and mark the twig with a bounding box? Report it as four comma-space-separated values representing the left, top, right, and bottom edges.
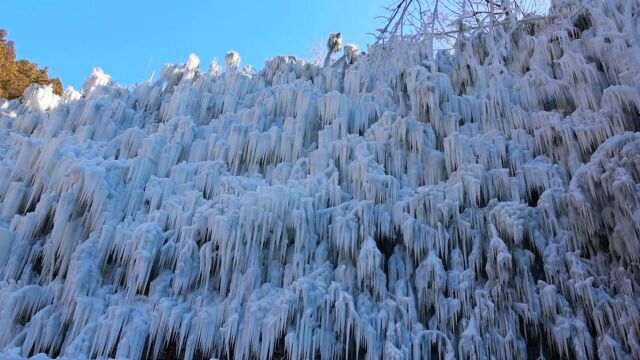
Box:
431, 14, 557, 37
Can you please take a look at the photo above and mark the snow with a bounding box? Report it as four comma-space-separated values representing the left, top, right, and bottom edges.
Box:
1, 0, 640, 359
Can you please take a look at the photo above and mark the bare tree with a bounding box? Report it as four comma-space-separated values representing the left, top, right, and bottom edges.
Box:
374, 0, 549, 46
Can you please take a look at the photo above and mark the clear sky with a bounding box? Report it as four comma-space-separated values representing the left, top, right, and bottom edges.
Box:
3, 0, 387, 89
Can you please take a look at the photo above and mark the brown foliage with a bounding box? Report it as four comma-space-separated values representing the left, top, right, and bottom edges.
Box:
0, 29, 63, 100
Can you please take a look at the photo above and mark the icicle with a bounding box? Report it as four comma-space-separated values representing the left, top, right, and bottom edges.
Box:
21, 84, 61, 113
225, 51, 241, 71
0, 3, 639, 358
80, 67, 113, 95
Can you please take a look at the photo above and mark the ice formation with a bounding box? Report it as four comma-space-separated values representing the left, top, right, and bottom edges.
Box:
1, 0, 640, 359
224, 52, 241, 72
324, 33, 343, 68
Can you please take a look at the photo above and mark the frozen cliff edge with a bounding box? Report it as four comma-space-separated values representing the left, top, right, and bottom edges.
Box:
1, 0, 640, 359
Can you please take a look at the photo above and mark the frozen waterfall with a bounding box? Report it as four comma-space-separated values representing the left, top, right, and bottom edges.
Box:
1, 0, 640, 359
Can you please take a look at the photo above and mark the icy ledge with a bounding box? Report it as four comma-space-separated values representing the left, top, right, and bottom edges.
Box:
1, 0, 640, 359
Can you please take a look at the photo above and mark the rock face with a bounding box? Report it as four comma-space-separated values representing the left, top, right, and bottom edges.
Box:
1, 0, 640, 359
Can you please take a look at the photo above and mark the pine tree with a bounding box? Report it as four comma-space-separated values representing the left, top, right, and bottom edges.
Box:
0, 29, 63, 100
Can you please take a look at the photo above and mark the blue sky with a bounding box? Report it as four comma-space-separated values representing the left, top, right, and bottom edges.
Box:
3, 0, 387, 89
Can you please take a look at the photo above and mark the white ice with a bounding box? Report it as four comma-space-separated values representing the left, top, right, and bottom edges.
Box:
1, 0, 640, 359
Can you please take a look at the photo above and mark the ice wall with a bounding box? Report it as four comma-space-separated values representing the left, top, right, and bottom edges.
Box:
1, 0, 640, 359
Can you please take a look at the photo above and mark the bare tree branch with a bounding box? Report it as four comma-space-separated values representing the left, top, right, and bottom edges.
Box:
374, 0, 549, 47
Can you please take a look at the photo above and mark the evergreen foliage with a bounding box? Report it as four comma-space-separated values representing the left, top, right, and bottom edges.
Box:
0, 29, 63, 100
